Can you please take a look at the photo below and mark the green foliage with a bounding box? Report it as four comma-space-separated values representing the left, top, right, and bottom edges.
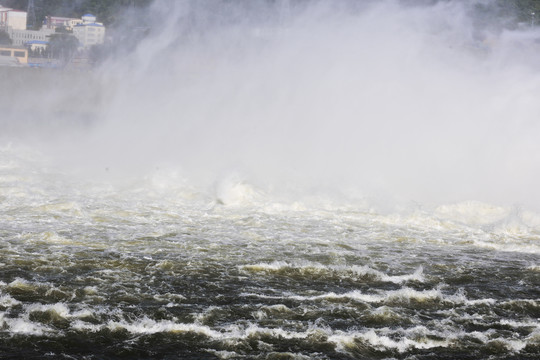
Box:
48, 32, 78, 61
0, 30, 12, 45
508, 0, 540, 24
54, 26, 73, 34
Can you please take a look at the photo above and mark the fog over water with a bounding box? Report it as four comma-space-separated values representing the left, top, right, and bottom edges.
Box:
1, 1, 540, 359
3, 0, 540, 209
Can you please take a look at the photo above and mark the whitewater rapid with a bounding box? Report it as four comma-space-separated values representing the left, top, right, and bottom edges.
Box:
0, 145, 539, 359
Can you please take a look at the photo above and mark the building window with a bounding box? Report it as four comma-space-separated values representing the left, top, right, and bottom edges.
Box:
14, 51, 25, 57
0, 50, 11, 56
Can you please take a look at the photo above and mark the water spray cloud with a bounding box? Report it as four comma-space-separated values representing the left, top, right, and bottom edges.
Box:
3, 0, 540, 209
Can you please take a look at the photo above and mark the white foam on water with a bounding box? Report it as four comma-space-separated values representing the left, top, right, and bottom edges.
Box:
500, 299, 540, 308
3, 316, 54, 336
285, 287, 444, 304
435, 201, 512, 226
369, 305, 403, 320
240, 261, 424, 284
379, 288, 444, 303
252, 304, 292, 321
329, 329, 449, 354
238, 322, 328, 342
471, 239, 540, 254
241, 323, 314, 340
243, 286, 502, 311
0, 301, 535, 357
71, 320, 103, 333
34, 202, 84, 216
2, 141, 540, 257
71, 309, 95, 319
7, 278, 47, 291
241, 261, 291, 272
214, 174, 264, 206
153, 293, 187, 304
207, 350, 243, 360
0, 293, 21, 308
487, 338, 528, 352
107, 317, 224, 338
26, 303, 71, 319
93, 316, 329, 344
526, 328, 540, 343
447, 328, 534, 353
36, 231, 76, 245
330, 322, 538, 355
377, 266, 425, 284
83, 286, 98, 295
499, 319, 540, 330
463, 298, 498, 306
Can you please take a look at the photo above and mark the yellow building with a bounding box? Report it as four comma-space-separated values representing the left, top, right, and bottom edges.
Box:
0, 45, 28, 65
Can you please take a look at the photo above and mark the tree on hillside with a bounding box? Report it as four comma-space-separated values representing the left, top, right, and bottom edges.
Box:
512, 0, 540, 25
79, 0, 153, 26
0, 30, 12, 45
47, 33, 78, 61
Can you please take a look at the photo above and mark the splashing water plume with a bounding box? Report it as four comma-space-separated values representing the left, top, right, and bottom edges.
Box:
2, 0, 540, 209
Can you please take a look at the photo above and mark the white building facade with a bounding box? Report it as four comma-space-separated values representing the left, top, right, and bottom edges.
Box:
0, 6, 27, 30
8, 27, 55, 46
72, 14, 105, 48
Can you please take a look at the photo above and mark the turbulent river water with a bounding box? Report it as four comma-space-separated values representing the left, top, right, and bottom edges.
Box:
1, 145, 539, 359
2, 1, 540, 359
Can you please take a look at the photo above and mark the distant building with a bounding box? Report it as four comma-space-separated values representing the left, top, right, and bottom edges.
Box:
0, 9, 106, 64
0, 44, 28, 65
72, 14, 106, 48
82, 14, 97, 23
0, 5, 53, 48
9, 27, 54, 46
0, 6, 27, 30
43, 16, 82, 31
25, 39, 48, 51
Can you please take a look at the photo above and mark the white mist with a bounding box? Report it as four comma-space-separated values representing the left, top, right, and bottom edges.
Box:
3, 0, 540, 210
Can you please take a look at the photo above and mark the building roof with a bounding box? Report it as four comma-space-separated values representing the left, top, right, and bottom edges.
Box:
26, 40, 49, 45
49, 16, 75, 20
75, 22, 104, 27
